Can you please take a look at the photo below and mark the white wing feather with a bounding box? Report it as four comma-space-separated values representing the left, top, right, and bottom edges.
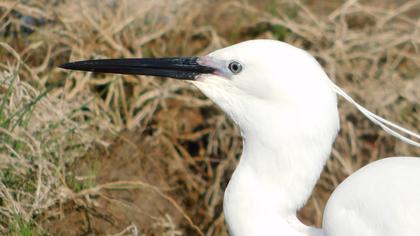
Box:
323, 157, 420, 236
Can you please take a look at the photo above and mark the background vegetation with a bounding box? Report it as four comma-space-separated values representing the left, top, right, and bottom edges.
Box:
1, 0, 419, 235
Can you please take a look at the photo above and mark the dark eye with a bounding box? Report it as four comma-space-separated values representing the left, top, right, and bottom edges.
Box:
228, 61, 243, 74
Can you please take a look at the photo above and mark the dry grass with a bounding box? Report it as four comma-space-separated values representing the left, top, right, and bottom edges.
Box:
0, 0, 419, 235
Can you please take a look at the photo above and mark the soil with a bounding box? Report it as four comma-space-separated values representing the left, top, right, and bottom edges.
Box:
43, 130, 185, 236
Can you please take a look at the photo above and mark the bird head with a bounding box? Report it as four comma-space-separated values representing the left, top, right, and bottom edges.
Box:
61, 40, 339, 136
192, 40, 338, 127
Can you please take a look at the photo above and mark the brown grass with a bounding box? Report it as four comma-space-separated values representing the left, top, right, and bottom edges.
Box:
0, 0, 419, 235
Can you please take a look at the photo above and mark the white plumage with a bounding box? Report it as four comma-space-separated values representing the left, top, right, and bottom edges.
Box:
191, 40, 420, 236
324, 157, 420, 236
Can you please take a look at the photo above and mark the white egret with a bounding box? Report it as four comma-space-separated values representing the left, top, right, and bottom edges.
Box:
61, 40, 420, 236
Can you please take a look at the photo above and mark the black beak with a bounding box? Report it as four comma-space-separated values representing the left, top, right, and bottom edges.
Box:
59, 57, 215, 80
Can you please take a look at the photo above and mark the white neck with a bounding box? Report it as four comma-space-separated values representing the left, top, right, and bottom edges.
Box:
222, 94, 339, 236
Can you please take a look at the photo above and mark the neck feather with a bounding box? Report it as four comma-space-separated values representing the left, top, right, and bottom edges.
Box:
223, 97, 339, 236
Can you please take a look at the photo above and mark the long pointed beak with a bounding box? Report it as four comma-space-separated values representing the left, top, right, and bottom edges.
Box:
59, 57, 215, 80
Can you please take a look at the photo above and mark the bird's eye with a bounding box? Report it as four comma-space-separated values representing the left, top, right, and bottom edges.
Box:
228, 61, 243, 74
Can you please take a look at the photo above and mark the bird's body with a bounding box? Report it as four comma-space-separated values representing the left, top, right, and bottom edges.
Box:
61, 39, 420, 236
324, 157, 420, 236
197, 40, 420, 236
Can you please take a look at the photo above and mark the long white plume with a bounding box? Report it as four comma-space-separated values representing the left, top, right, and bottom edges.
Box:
331, 83, 420, 148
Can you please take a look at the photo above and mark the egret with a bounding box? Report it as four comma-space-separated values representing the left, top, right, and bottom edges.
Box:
61, 40, 420, 236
